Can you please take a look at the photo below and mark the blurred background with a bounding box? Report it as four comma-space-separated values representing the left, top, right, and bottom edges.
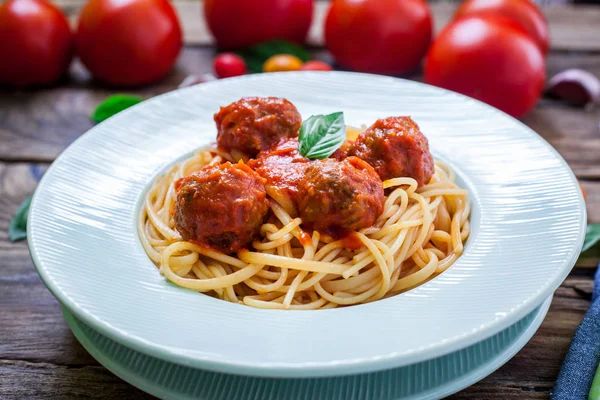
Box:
1, 0, 599, 120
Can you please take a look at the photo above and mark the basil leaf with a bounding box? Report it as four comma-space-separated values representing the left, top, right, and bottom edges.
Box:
238, 53, 264, 74
298, 112, 346, 159
9, 195, 32, 242
236, 39, 311, 73
92, 94, 143, 123
590, 362, 600, 400
582, 224, 600, 252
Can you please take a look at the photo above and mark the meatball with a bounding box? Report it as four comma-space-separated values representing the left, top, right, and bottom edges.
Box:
347, 117, 434, 186
214, 97, 302, 156
297, 157, 384, 232
248, 138, 309, 209
174, 162, 269, 253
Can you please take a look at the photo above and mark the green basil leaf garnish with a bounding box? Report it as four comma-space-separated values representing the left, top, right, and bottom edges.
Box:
582, 224, 600, 252
8, 195, 32, 242
589, 362, 600, 400
91, 94, 143, 123
236, 39, 311, 73
298, 111, 346, 159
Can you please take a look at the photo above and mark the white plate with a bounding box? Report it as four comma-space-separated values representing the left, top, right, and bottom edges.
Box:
61, 296, 552, 400
29, 72, 585, 378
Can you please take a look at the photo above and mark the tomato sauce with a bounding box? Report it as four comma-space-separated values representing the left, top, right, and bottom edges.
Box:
340, 231, 365, 250
326, 227, 365, 250
298, 230, 312, 247
247, 138, 310, 205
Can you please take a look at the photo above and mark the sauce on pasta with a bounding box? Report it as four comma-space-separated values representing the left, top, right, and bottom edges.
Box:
138, 97, 471, 310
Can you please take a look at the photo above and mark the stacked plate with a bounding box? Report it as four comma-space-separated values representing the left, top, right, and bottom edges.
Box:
29, 72, 586, 399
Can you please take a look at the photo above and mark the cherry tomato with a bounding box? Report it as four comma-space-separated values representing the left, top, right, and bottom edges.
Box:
0, 0, 73, 87
204, 0, 313, 50
263, 54, 304, 72
301, 61, 333, 71
454, 0, 549, 54
424, 15, 545, 118
76, 0, 182, 86
325, 0, 432, 75
213, 53, 247, 78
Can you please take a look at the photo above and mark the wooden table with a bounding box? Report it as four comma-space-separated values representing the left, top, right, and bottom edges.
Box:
1, 2, 599, 398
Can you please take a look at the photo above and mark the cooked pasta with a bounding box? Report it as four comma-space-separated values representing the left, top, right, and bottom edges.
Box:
138, 147, 470, 310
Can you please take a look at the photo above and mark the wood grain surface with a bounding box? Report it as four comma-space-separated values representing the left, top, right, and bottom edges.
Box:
1, 1, 600, 398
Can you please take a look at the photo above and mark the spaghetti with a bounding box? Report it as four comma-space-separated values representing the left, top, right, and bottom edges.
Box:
138, 147, 471, 310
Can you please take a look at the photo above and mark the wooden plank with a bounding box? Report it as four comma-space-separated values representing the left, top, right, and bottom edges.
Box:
522, 101, 600, 179
0, 302, 98, 366
0, 360, 153, 399
0, 47, 217, 162
0, 164, 94, 368
0, 163, 42, 279
54, 0, 600, 52
0, 164, 98, 367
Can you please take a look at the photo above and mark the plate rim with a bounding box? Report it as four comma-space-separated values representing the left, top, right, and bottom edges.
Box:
28, 71, 586, 377
60, 296, 553, 400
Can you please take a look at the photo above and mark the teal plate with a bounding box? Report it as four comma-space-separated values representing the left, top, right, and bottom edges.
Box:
30, 73, 584, 377
62, 296, 551, 400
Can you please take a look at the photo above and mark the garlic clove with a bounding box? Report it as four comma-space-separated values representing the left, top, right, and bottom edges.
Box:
546, 69, 600, 107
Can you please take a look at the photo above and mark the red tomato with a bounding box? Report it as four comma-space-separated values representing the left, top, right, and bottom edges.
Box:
454, 0, 549, 54
301, 61, 333, 71
204, 0, 313, 50
76, 0, 182, 86
424, 15, 545, 118
0, 0, 73, 87
213, 53, 247, 78
325, 0, 432, 75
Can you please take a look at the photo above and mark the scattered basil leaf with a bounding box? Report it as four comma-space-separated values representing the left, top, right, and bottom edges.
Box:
8, 195, 32, 242
589, 362, 600, 400
238, 54, 264, 74
236, 40, 311, 73
91, 94, 143, 123
582, 224, 600, 252
298, 112, 346, 159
